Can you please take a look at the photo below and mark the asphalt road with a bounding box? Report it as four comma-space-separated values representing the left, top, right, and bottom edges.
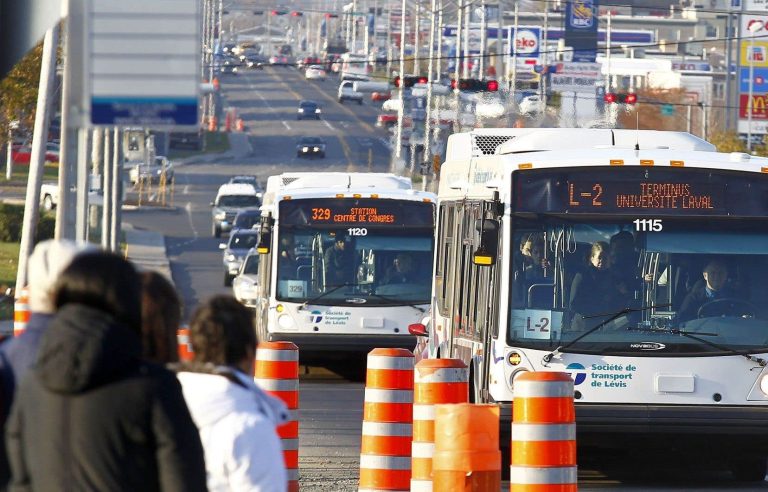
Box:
124, 65, 768, 490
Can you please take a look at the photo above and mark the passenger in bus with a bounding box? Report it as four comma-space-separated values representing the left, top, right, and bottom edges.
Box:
324, 233, 354, 286
569, 241, 622, 325
678, 259, 739, 321
382, 253, 422, 284
523, 238, 550, 283
609, 231, 639, 294
278, 235, 298, 280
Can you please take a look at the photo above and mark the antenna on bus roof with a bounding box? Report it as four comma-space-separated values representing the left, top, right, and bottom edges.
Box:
634, 112, 640, 151
347, 175, 352, 189
610, 129, 615, 146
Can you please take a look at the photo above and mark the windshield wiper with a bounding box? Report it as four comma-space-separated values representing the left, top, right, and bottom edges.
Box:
542, 304, 671, 366
366, 291, 427, 313
628, 326, 768, 367
298, 283, 356, 309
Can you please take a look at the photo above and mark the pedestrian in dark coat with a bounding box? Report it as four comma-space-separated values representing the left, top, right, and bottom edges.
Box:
5, 252, 207, 492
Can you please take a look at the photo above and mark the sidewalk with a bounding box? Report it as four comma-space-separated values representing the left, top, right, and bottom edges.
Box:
175, 131, 253, 166
123, 223, 173, 281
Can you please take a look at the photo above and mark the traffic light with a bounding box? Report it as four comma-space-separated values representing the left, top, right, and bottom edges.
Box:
325, 13, 339, 18
450, 79, 499, 92
291, 11, 303, 16
393, 75, 428, 88
271, 10, 288, 15
604, 92, 637, 105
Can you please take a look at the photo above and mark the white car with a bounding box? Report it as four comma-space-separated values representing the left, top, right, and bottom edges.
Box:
305, 65, 327, 81
519, 95, 545, 115
232, 249, 260, 307
337, 80, 363, 105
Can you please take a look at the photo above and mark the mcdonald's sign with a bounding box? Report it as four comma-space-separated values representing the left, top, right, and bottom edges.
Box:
739, 94, 768, 119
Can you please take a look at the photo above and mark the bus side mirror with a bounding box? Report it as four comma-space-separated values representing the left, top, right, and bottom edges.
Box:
473, 218, 499, 266
408, 323, 428, 336
256, 213, 274, 254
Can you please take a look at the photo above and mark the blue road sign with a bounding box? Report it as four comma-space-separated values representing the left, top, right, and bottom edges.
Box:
739, 67, 768, 93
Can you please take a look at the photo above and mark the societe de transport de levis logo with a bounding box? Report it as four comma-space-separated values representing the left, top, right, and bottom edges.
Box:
310, 310, 323, 323
565, 362, 587, 386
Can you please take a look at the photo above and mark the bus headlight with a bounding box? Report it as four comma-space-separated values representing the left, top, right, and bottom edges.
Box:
760, 374, 768, 396
278, 314, 294, 329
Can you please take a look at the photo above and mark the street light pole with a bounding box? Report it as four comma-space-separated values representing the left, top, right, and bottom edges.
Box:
747, 20, 764, 152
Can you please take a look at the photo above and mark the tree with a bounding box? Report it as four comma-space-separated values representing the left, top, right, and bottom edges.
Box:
0, 41, 44, 145
709, 131, 747, 153
616, 88, 693, 133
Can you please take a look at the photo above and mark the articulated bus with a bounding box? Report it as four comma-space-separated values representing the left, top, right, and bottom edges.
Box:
422, 128, 768, 478
253, 172, 435, 360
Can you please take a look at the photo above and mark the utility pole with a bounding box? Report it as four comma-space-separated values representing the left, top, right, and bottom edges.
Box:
352, 0, 358, 51
496, 2, 503, 83
423, 0, 438, 185
394, 0, 408, 166
436, 0, 444, 81
454, 0, 464, 130
725, 11, 733, 130
479, 0, 486, 78
386, 0, 393, 77
110, 127, 122, 253
414, 0, 421, 74
16, 25, 59, 289
462, 0, 470, 79
102, 128, 112, 249
511, 3, 518, 96
56, 17, 74, 240
542, 6, 549, 106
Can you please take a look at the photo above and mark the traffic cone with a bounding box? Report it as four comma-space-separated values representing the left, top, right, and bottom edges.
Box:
13, 287, 30, 337
177, 326, 194, 362
510, 372, 577, 492
255, 341, 300, 492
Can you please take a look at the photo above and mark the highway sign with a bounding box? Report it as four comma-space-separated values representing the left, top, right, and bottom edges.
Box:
87, 0, 201, 127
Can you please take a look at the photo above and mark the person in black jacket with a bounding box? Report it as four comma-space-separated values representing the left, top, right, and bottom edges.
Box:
5, 252, 207, 492
678, 259, 737, 322
569, 241, 623, 330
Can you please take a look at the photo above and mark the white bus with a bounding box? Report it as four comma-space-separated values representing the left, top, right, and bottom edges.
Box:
252, 172, 435, 359
419, 128, 768, 479
340, 52, 370, 81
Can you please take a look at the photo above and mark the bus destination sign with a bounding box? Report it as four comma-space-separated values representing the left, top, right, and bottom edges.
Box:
280, 198, 434, 227
567, 181, 724, 213
310, 206, 396, 224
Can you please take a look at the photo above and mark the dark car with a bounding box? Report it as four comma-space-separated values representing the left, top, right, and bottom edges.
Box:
243, 53, 266, 70
297, 100, 322, 120
231, 209, 262, 232
296, 137, 326, 158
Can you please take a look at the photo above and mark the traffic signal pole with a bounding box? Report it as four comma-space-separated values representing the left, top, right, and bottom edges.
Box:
422, 0, 438, 185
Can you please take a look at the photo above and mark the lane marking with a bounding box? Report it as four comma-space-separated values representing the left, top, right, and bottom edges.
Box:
282, 120, 291, 130
184, 202, 199, 240
322, 119, 335, 131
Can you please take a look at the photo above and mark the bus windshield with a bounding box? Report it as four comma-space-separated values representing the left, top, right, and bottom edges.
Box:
275, 228, 433, 304
508, 168, 768, 356
276, 198, 434, 305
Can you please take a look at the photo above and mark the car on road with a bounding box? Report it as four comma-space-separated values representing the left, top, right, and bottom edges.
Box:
337, 80, 363, 105
220, 229, 259, 286
219, 59, 239, 75
211, 183, 262, 238
128, 156, 174, 185
296, 136, 326, 158
371, 91, 391, 102
376, 113, 398, 128
228, 175, 263, 195
243, 54, 266, 69
231, 209, 261, 232
11, 142, 59, 164
269, 55, 289, 66
297, 100, 322, 120
518, 94, 545, 116
305, 65, 327, 81
232, 248, 260, 307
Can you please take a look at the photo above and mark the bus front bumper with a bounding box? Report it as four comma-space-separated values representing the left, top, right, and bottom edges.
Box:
268, 332, 417, 357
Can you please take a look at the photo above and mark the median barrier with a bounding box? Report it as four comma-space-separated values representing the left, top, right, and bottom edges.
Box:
13, 287, 30, 336
432, 403, 501, 490
510, 371, 577, 492
359, 348, 414, 492
411, 359, 468, 492
255, 341, 300, 492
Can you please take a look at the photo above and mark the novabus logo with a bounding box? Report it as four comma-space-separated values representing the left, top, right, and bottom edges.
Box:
630, 342, 666, 351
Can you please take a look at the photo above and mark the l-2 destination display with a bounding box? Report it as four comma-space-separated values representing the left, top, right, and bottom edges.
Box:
568, 181, 724, 212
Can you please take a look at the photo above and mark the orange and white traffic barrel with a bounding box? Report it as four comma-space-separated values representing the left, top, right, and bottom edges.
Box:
510, 371, 577, 492
432, 403, 501, 490
411, 359, 468, 491
13, 287, 30, 337
176, 326, 194, 362
255, 341, 300, 492
359, 348, 414, 492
